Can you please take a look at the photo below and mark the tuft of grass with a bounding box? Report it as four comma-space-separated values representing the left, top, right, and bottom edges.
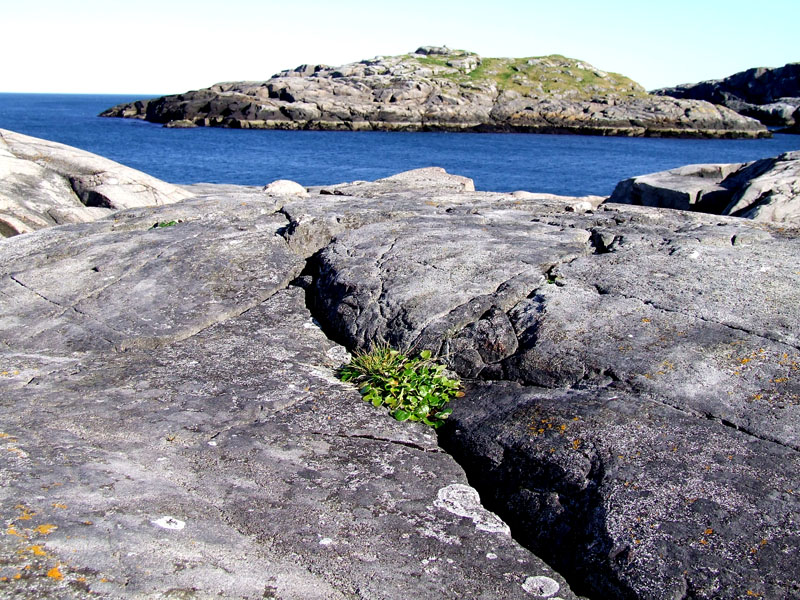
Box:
339, 344, 462, 428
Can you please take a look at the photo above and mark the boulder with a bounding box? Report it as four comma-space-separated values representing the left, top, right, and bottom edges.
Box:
607, 151, 800, 225
262, 179, 309, 197
0, 128, 192, 236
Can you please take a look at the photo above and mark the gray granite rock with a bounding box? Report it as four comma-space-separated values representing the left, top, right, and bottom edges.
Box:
0, 162, 582, 599
607, 151, 800, 225
100, 49, 768, 138
2, 134, 798, 599
0, 129, 192, 236
287, 170, 799, 598
653, 62, 800, 129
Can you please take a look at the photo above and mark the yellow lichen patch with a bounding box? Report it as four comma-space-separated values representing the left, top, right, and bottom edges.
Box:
6, 525, 26, 538
641, 318, 651, 323
28, 545, 47, 557
34, 524, 57, 535
0, 432, 16, 440
15, 506, 35, 521
52, 503, 67, 510
571, 439, 582, 450
46, 565, 63, 580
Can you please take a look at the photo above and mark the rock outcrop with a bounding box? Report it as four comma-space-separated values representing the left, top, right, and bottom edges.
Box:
100, 47, 768, 138
653, 63, 800, 132
2, 132, 799, 599
0, 129, 193, 237
607, 150, 800, 225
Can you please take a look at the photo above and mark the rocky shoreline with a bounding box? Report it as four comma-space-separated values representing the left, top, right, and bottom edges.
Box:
1, 132, 798, 599
653, 62, 800, 133
100, 47, 768, 139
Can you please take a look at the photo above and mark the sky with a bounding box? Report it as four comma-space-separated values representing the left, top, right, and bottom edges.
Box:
2, 0, 798, 95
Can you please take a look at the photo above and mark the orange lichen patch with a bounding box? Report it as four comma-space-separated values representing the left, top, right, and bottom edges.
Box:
28, 545, 47, 557
52, 503, 67, 510
34, 524, 57, 535
15, 506, 35, 521
6, 525, 26, 538
704, 528, 714, 535
0, 432, 16, 439
46, 565, 63, 580
699, 538, 709, 546
641, 318, 651, 323
571, 439, 582, 450
12, 573, 22, 580
773, 377, 789, 384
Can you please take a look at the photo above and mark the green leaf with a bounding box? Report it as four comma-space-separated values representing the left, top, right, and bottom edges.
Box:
392, 409, 411, 421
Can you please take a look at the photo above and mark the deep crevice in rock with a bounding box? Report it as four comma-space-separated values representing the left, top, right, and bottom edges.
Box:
436, 411, 634, 600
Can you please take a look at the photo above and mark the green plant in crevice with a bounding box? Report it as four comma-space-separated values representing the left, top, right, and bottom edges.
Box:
338, 345, 462, 428
152, 220, 180, 229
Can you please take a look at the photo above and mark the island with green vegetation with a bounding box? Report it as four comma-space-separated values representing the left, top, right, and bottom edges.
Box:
102, 46, 768, 138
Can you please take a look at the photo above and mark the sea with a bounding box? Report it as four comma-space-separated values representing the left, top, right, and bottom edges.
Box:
1, 93, 798, 197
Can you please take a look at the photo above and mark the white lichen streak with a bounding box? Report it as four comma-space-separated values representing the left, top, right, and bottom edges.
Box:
434, 484, 510, 535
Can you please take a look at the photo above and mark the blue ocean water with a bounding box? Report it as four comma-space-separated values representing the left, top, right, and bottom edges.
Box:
1, 93, 798, 196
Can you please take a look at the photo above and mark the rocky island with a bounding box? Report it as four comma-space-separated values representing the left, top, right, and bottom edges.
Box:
100, 46, 768, 138
2, 130, 799, 599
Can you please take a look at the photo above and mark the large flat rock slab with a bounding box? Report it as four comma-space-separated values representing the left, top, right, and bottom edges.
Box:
2, 131, 799, 599
291, 172, 800, 598
1, 172, 582, 598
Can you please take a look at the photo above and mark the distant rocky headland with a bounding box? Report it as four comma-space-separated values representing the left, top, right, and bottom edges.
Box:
100, 46, 768, 138
653, 62, 800, 133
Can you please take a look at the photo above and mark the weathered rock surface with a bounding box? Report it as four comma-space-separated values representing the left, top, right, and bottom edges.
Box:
0, 186, 579, 599
2, 132, 799, 599
0, 129, 193, 236
607, 151, 800, 225
100, 48, 768, 138
653, 62, 800, 131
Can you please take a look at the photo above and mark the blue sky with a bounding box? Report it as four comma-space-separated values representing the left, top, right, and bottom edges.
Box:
3, 0, 797, 94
